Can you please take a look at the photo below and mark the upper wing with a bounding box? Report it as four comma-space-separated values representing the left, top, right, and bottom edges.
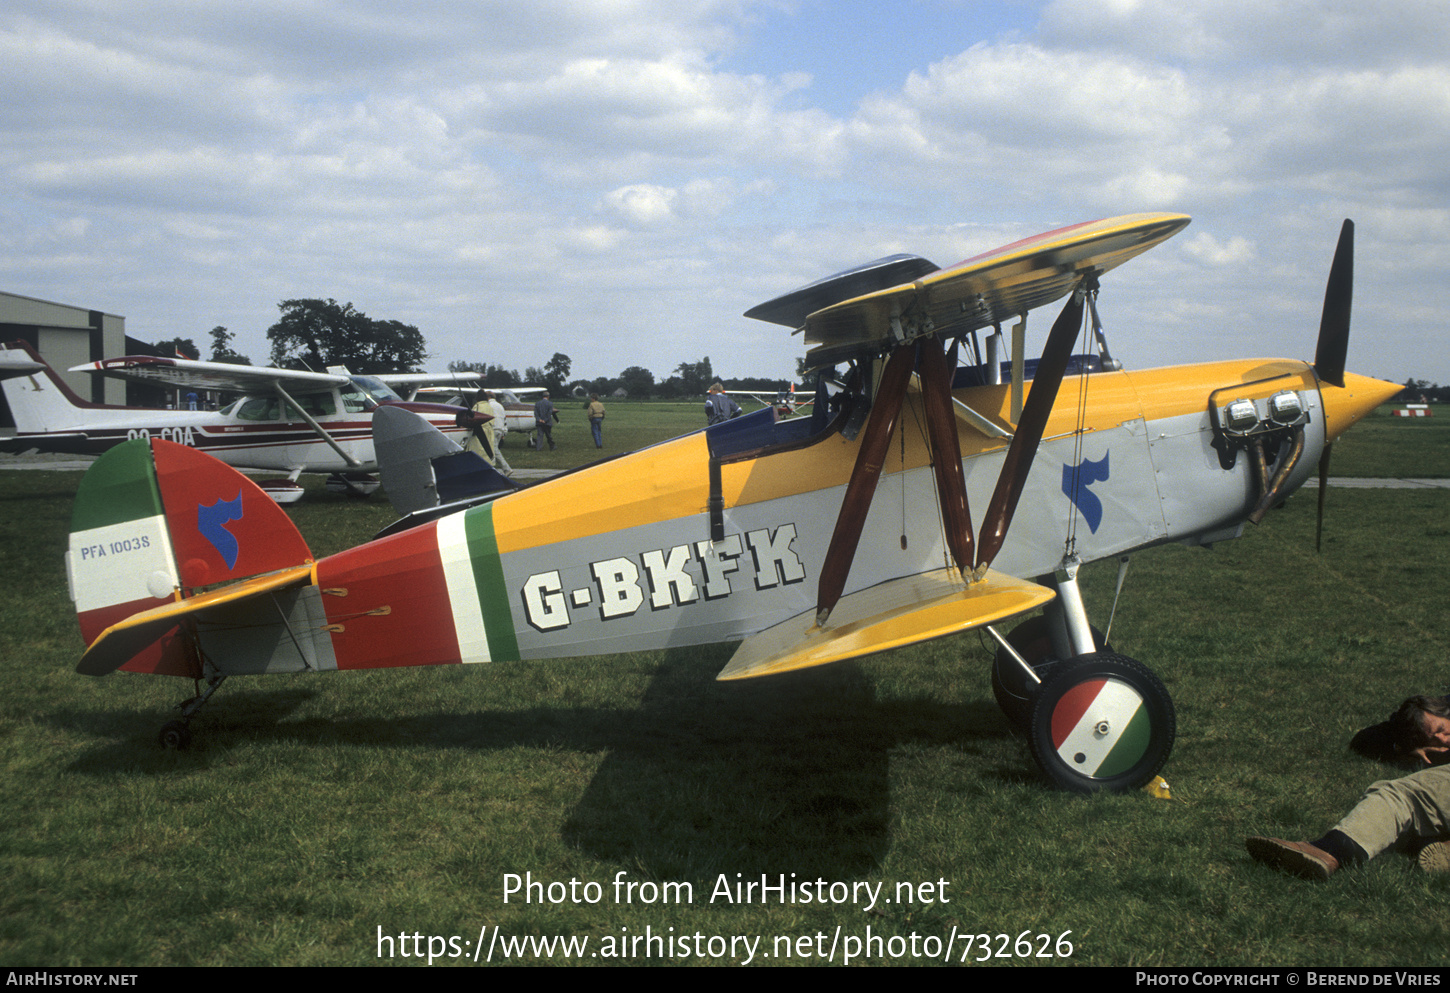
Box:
797, 213, 1190, 368
744, 253, 941, 329
69, 355, 349, 393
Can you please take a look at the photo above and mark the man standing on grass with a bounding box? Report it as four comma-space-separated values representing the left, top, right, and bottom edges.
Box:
1247, 695, 1450, 878
705, 383, 740, 425
533, 394, 557, 451
585, 394, 605, 448
486, 391, 512, 475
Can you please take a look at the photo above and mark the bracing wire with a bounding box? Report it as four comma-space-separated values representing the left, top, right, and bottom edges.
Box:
1063, 287, 1097, 559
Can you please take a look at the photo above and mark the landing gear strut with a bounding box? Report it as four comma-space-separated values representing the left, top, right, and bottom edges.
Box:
157, 668, 227, 750
988, 562, 1175, 792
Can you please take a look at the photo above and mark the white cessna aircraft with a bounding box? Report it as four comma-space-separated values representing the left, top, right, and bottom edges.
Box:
0, 341, 471, 501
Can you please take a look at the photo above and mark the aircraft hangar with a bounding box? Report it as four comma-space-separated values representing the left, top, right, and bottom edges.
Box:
0, 291, 127, 428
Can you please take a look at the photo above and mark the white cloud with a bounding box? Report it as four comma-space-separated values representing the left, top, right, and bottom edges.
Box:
0, 0, 1446, 384
603, 183, 679, 225
1183, 232, 1257, 267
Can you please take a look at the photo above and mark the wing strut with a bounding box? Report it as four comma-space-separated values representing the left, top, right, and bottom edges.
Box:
815, 347, 916, 626
917, 334, 974, 579
272, 380, 363, 468
814, 277, 1092, 626
973, 284, 1088, 576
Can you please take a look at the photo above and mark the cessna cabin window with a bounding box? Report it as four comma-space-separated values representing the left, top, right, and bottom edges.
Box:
295, 393, 337, 417
343, 375, 403, 412
234, 398, 281, 421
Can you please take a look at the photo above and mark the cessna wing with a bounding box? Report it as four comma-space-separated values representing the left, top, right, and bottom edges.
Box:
0, 344, 471, 494
722, 385, 812, 416
70, 355, 350, 394
68, 355, 420, 475
376, 371, 483, 400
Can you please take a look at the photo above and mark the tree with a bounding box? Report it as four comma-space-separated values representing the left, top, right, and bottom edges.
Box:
266, 298, 428, 374
618, 365, 655, 397
542, 353, 572, 396
448, 360, 520, 387
675, 356, 713, 396
153, 337, 199, 360
208, 326, 251, 365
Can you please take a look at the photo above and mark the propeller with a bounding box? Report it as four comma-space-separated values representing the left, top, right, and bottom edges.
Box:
1313, 220, 1354, 390
813, 282, 1091, 625
1312, 220, 1354, 551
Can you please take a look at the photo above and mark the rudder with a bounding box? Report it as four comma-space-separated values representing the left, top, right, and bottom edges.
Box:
67, 438, 313, 676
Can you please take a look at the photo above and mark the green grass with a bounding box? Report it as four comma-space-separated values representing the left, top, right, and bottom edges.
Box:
2, 408, 1448, 967
497, 399, 768, 472
1325, 405, 1450, 477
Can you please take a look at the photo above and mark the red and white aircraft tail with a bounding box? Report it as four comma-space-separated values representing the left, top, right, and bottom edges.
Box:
67, 437, 315, 678
0, 340, 108, 436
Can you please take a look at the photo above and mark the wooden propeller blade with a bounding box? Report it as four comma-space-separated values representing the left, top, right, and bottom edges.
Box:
816, 346, 917, 626
974, 288, 1087, 574
917, 335, 974, 576
1313, 220, 1353, 389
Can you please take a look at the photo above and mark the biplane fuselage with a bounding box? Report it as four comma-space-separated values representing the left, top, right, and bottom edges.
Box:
63, 212, 1400, 788
73, 354, 1384, 682
314, 357, 1373, 670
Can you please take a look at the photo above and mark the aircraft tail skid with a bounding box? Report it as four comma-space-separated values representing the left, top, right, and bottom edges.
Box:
67, 438, 314, 677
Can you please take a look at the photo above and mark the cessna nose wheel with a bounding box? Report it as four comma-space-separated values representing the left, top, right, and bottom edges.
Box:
1027, 653, 1175, 793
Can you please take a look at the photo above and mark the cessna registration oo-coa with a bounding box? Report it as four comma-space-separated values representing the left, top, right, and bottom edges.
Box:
64, 213, 1398, 791
0, 343, 473, 501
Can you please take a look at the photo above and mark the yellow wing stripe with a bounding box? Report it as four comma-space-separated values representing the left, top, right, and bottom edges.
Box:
717, 568, 1054, 680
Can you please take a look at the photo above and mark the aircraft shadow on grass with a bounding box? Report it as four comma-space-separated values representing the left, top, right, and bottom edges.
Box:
57, 649, 1022, 877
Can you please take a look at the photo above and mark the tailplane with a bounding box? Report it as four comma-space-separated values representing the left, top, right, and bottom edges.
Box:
0, 340, 104, 436
373, 404, 517, 518
67, 438, 313, 675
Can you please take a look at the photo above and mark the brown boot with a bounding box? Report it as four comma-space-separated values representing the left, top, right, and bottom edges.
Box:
1246, 837, 1340, 880
1416, 839, 1450, 873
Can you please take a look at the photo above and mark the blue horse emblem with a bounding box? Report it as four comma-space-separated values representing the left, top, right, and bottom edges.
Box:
198, 492, 244, 569
1062, 453, 1110, 533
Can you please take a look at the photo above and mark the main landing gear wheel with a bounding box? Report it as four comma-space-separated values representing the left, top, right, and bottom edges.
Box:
1027, 653, 1174, 794
158, 720, 192, 751
991, 616, 1109, 730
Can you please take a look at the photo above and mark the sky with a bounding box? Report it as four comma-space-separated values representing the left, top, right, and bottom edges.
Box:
2, 0, 1447, 386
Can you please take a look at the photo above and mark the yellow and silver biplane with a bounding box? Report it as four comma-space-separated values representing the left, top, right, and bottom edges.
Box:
63, 213, 1398, 791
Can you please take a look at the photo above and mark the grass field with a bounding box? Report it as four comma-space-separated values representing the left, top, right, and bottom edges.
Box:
1324, 404, 1450, 477
495, 398, 754, 472
1, 403, 1447, 967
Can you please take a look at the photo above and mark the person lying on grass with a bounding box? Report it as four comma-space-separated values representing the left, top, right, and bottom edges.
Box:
1247, 695, 1450, 880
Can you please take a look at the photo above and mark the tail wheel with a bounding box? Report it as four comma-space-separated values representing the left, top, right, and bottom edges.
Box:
991, 616, 1109, 729
158, 720, 192, 751
1028, 653, 1174, 793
